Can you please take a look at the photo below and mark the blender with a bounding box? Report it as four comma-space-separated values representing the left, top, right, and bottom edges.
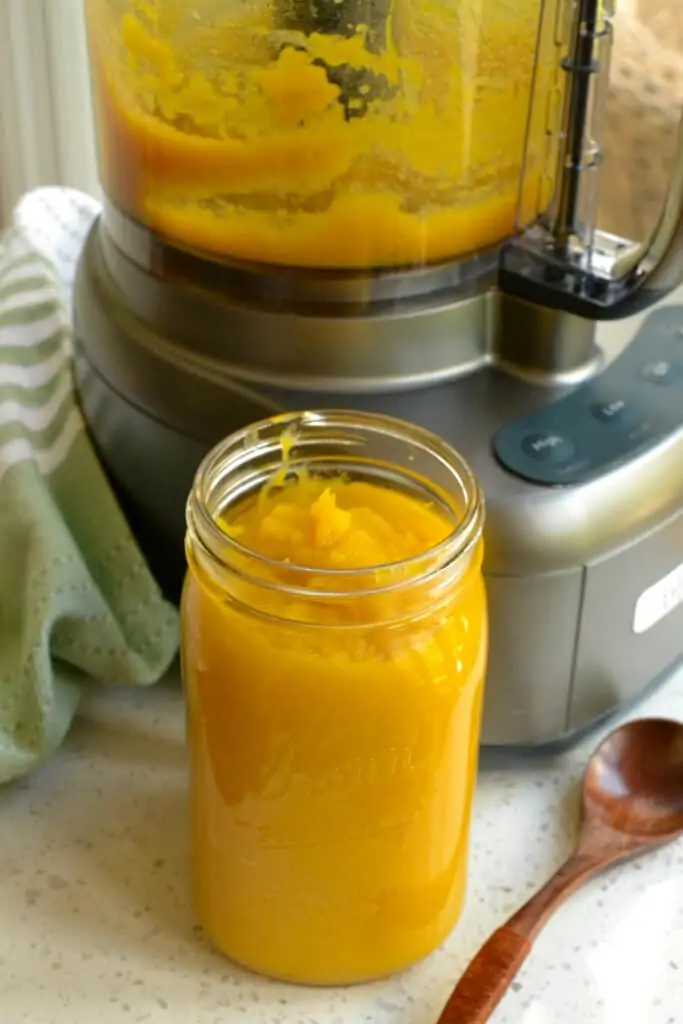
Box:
73, 0, 683, 747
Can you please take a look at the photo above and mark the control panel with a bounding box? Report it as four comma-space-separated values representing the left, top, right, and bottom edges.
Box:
494, 306, 683, 486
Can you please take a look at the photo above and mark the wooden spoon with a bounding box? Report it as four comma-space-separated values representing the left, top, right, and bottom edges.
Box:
436, 717, 683, 1024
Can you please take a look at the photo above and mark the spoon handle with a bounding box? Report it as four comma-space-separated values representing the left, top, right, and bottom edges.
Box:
435, 926, 531, 1023
435, 852, 601, 1023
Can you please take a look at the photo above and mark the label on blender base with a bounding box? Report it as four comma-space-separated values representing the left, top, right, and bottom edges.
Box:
633, 560, 683, 635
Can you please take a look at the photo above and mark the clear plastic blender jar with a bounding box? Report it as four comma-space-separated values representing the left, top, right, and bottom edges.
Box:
84, 0, 558, 269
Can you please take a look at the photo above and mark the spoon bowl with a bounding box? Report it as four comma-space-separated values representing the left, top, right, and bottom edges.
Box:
436, 716, 683, 1024
584, 717, 683, 838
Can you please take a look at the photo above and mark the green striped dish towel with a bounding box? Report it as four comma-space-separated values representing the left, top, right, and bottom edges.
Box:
0, 216, 178, 785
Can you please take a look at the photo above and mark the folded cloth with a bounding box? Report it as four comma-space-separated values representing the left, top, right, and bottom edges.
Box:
0, 189, 179, 784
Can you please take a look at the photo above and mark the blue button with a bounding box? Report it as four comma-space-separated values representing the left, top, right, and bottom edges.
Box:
522, 432, 575, 463
641, 360, 676, 385
591, 398, 631, 424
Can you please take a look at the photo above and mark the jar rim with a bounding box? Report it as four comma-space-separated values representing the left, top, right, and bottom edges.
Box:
186, 410, 485, 592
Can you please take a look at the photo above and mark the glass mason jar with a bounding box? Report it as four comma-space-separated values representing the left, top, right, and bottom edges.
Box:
83, 0, 559, 270
182, 411, 487, 985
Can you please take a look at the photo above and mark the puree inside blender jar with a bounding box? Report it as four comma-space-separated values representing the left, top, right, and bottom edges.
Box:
85, 0, 557, 269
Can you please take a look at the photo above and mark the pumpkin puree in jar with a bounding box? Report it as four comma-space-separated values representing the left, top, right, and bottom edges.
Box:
85, 0, 555, 268
182, 465, 487, 984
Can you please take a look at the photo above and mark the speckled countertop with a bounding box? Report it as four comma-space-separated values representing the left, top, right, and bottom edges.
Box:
2, 667, 683, 1024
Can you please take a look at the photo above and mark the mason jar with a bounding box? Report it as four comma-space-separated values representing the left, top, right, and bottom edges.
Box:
182, 410, 487, 985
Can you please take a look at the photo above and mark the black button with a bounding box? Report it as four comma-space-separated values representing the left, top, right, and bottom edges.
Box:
641, 360, 676, 385
590, 398, 630, 424
522, 431, 575, 463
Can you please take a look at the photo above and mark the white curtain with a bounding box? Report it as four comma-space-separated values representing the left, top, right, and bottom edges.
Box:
0, 0, 100, 224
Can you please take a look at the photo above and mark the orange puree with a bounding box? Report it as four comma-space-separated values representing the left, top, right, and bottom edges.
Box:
85, 0, 557, 268
182, 470, 487, 984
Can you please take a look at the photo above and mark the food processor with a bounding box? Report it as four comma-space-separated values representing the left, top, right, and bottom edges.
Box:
73, 0, 683, 747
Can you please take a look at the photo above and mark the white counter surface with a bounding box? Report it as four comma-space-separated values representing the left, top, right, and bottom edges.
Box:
2, 670, 683, 1024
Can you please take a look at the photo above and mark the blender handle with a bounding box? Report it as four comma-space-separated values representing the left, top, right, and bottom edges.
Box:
499, 0, 683, 322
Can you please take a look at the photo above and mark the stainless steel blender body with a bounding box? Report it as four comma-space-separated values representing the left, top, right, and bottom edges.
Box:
73, 0, 683, 746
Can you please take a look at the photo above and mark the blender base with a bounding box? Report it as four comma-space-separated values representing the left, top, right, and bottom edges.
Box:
72, 221, 683, 749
